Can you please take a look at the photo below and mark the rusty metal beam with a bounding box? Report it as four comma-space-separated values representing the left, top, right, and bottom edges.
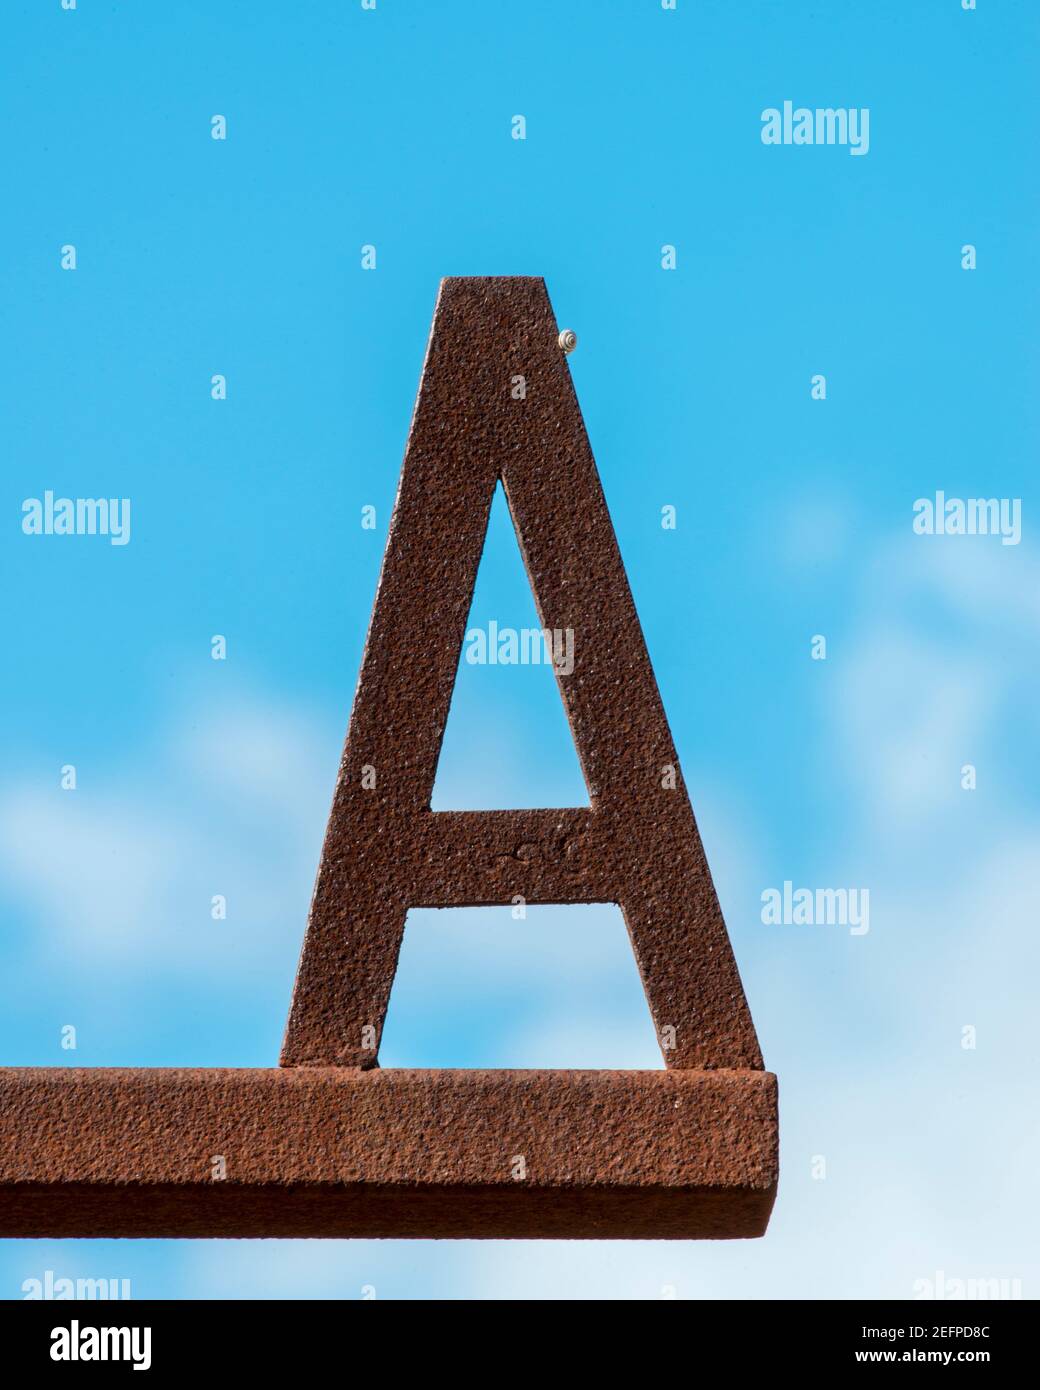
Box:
0, 1068, 777, 1239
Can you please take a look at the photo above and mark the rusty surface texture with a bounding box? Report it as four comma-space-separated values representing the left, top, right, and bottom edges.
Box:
0, 1068, 777, 1239
0, 277, 777, 1241
282, 276, 765, 1074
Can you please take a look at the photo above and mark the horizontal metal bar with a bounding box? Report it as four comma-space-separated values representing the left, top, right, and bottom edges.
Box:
0, 1067, 778, 1239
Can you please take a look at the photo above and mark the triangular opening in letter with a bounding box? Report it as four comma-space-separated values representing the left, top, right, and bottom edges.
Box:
431, 483, 588, 811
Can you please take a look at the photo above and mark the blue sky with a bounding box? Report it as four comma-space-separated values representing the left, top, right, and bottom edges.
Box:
1, 0, 1038, 1299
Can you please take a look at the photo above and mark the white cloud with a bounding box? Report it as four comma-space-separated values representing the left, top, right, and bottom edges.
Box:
0, 696, 334, 978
